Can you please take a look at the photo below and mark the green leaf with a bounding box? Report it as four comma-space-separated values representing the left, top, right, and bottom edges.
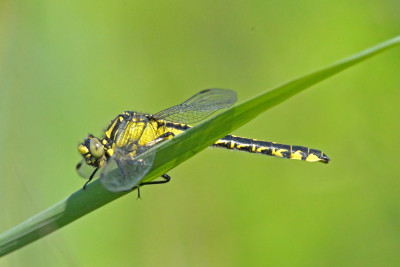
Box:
1, 36, 399, 257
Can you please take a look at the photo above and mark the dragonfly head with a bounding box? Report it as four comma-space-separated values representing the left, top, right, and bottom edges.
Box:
78, 134, 107, 168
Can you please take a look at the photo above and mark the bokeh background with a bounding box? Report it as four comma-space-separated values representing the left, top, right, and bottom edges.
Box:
1, 1, 399, 266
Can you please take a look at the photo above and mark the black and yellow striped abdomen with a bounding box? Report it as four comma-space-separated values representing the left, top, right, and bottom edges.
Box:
212, 135, 330, 163
148, 120, 330, 164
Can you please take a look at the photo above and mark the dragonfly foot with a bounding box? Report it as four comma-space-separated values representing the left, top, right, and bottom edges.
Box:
133, 174, 171, 199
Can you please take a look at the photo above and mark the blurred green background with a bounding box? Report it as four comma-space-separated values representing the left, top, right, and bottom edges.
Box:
1, 1, 399, 266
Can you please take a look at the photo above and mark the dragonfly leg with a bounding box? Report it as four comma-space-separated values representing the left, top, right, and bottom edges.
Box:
134, 174, 171, 199
82, 167, 99, 190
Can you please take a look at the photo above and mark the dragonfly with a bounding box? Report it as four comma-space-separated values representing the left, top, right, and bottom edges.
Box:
76, 89, 330, 195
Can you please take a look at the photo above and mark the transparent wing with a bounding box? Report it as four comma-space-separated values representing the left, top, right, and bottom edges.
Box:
76, 159, 100, 179
154, 89, 237, 124
100, 146, 156, 192
100, 114, 158, 192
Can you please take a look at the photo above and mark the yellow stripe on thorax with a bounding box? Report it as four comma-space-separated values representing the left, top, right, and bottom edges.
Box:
115, 119, 153, 147
138, 121, 159, 146
105, 116, 123, 139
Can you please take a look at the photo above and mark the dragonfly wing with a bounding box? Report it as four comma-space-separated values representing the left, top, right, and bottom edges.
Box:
100, 146, 156, 192
154, 89, 237, 124
76, 159, 100, 179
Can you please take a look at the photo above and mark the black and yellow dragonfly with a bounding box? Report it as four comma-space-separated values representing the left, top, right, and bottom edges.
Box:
77, 89, 330, 193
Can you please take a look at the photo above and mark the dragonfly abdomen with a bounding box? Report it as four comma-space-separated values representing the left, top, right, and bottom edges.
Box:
212, 135, 330, 163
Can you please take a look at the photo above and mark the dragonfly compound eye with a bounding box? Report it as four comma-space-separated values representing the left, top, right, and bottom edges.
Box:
89, 138, 105, 159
